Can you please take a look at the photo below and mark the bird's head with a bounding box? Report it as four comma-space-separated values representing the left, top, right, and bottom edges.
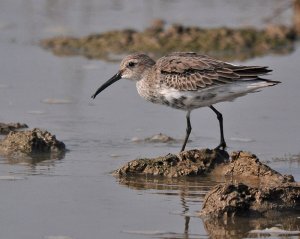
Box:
91, 53, 155, 99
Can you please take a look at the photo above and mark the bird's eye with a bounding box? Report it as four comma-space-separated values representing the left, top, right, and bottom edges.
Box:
128, 62, 136, 67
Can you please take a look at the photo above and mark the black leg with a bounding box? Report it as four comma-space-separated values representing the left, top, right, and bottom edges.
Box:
210, 105, 226, 150
181, 111, 192, 152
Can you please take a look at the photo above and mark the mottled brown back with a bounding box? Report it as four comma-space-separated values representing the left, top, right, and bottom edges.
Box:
153, 52, 272, 91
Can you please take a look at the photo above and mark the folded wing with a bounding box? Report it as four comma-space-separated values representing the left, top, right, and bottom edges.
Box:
155, 52, 272, 91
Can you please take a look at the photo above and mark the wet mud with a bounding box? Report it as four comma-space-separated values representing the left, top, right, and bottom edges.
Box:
0, 128, 66, 163
294, 0, 300, 36
113, 149, 229, 177
114, 149, 300, 218
0, 122, 28, 135
40, 20, 296, 61
200, 151, 299, 218
200, 182, 300, 218
144, 133, 176, 143
131, 133, 177, 143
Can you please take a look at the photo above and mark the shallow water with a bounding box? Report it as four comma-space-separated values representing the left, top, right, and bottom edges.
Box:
0, 0, 300, 238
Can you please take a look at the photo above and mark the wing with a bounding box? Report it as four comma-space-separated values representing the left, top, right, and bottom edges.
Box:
155, 52, 272, 91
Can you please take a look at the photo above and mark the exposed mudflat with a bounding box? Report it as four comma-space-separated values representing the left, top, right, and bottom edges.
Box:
0, 128, 65, 154
0, 122, 28, 135
41, 21, 296, 61
113, 149, 293, 183
201, 182, 300, 218
113, 149, 229, 177
114, 149, 300, 217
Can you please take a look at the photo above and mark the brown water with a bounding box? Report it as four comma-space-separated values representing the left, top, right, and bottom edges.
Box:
0, 1, 300, 238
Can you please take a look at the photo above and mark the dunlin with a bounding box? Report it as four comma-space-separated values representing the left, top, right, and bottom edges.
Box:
92, 52, 279, 151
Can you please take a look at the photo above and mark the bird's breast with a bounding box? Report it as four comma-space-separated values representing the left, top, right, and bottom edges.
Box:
136, 81, 215, 110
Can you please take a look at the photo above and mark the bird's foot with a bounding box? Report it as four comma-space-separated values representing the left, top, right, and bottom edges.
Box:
215, 142, 227, 151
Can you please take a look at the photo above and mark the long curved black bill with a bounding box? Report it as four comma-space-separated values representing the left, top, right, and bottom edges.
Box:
91, 72, 122, 99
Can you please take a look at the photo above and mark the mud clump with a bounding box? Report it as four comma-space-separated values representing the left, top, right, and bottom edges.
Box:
113, 149, 229, 177
294, 0, 300, 36
0, 128, 66, 156
114, 149, 300, 217
221, 151, 294, 185
131, 133, 177, 143
200, 183, 300, 218
200, 151, 299, 218
144, 133, 176, 143
0, 122, 28, 135
40, 20, 296, 61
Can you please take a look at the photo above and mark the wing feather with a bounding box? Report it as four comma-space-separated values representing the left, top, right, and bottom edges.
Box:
154, 52, 272, 91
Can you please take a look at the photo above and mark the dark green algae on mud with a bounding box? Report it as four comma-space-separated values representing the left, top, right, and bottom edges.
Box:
40, 20, 296, 61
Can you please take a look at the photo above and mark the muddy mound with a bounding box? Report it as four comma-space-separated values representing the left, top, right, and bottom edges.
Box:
114, 148, 300, 217
200, 182, 300, 218
40, 20, 296, 61
0, 122, 28, 135
222, 151, 294, 186
144, 133, 176, 143
113, 150, 293, 183
113, 149, 229, 177
200, 151, 299, 218
0, 128, 65, 156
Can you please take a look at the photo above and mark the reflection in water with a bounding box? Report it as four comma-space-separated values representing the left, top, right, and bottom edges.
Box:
0, 150, 66, 165
117, 175, 218, 238
180, 187, 190, 238
116, 175, 218, 194
0, 150, 66, 178
203, 213, 300, 239
273, 152, 300, 163
272, 153, 300, 181
117, 175, 300, 239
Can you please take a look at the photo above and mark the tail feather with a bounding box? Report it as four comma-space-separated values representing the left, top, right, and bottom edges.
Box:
231, 65, 273, 77
247, 78, 281, 89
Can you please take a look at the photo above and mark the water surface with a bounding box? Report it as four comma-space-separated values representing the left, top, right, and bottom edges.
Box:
0, 1, 300, 238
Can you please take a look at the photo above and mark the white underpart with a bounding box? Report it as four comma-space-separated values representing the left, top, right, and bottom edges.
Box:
159, 80, 275, 110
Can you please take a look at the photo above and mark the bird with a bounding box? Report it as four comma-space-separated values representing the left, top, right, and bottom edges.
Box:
91, 52, 280, 152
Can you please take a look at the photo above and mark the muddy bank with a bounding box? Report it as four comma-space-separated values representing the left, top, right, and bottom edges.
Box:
41, 20, 296, 61
113, 149, 293, 183
199, 151, 299, 218
113, 149, 229, 177
114, 149, 300, 217
200, 182, 300, 218
0, 122, 28, 135
294, 0, 300, 36
0, 128, 66, 163
219, 151, 294, 186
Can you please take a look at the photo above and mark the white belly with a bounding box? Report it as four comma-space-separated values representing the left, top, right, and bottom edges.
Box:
155, 80, 273, 111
